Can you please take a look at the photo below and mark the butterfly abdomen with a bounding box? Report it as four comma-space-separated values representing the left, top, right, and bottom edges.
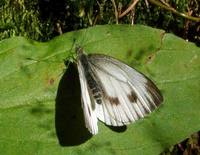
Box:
86, 73, 102, 105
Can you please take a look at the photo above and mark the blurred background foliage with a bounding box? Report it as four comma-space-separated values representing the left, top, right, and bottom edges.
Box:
0, 0, 199, 44
0, 0, 200, 154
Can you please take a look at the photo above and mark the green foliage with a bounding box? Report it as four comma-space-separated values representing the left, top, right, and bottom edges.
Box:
0, 0, 53, 41
0, 0, 199, 43
0, 25, 200, 155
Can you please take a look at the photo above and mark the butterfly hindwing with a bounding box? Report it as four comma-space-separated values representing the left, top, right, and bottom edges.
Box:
87, 54, 163, 126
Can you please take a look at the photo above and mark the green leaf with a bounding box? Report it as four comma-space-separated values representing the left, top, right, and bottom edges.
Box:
0, 25, 199, 155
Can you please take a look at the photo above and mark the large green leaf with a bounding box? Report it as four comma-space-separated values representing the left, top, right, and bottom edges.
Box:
0, 25, 199, 155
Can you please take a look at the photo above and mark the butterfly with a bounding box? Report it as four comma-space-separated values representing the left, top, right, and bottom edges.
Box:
76, 46, 163, 135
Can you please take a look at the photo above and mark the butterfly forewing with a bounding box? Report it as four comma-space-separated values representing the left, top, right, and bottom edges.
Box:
76, 47, 163, 134
77, 52, 98, 134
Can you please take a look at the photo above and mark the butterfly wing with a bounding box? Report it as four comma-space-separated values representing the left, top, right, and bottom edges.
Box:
77, 59, 98, 134
87, 54, 163, 126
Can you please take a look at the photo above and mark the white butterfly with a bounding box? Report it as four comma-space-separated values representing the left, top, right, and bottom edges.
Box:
76, 46, 163, 135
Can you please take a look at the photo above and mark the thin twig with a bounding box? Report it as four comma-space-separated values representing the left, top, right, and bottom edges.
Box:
130, 7, 136, 25
160, 0, 170, 7
145, 0, 149, 8
119, 0, 139, 18
56, 22, 63, 35
111, 0, 119, 24
148, 0, 200, 22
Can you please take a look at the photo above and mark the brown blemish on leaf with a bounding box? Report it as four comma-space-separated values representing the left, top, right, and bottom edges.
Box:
127, 91, 137, 103
145, 53, 155, 64
49, 78, 55, 85
45, 76, 55, 88
126, 49, 133, 58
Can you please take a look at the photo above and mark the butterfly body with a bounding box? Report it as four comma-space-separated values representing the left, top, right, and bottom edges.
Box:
77, 47, 103, 106
76, 47, 163, 135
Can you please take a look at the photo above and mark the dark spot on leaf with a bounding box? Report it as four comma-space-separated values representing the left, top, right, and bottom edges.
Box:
126, 49, 133, 58
145, 53, 155, 64
49, 78, 55, 85
30, 103, 53, 117
134, 49, 146, 61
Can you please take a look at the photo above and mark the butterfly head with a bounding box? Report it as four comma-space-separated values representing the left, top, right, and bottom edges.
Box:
75, 46, 86, 61
75, 46, 83, 55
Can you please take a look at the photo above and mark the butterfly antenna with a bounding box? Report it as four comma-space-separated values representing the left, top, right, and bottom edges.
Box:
65, 27, 89, 64
64, 38, 77, 63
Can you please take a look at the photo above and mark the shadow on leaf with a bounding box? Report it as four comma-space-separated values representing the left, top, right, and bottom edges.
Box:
55, 62, 92, 146
106, 125, 127, 133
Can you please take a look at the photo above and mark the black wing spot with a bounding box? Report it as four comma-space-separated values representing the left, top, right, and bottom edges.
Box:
94, 93, 101, 99
107, 96, 120, 105
92, 87, 100, 94
96, 99, 102, 104
127, 91, 137, 103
